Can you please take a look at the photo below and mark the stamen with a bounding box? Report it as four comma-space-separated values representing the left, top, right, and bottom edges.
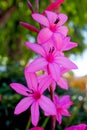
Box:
49, 47, 55, 53
54, 18, 60, 24
52, 47, 55, 52
49, 48, 51, 53
26, 89, 34, 94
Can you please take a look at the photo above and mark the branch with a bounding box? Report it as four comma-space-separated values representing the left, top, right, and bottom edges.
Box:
0, 5, 16, 26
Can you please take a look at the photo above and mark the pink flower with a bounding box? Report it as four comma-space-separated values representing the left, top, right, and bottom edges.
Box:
32, 11, 68, 44
53, 94, 73, 124
29, 127, 44, 130
25, 42, 77, 81
10, 67, 56, 126
50, 35, 78, 52
65, 124, 87, 130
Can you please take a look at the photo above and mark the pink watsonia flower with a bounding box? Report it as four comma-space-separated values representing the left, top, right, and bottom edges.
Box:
25, 42, 77, 82
43, 0, 64, 14
29, 127, 44, 130
65, 124, 87, 130
10, 67, 56, 126
32, 11, 68, 44
53, 94, 73, 125
48, 35, 78, 52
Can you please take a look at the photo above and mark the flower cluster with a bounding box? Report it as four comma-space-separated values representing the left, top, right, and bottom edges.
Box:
10, 0, 87, 130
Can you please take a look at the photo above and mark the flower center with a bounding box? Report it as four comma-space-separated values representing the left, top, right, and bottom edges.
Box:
47, 54, 54, 63
46, 47, 55, 63
57, 106, 62, 113
33, 91, 41, 100
50, 18, 60, 32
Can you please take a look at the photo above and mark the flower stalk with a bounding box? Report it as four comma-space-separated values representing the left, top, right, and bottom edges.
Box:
25, 116, 31, 130
10, 0, 80, 130
50, 85, 56, 130
27, 0, 35, 13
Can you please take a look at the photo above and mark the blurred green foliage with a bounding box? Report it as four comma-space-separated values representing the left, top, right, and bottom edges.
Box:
0, 0, 87, 65
0, 0, 87, 129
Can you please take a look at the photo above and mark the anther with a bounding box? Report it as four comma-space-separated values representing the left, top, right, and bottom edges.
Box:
52, 47, 55, 52
26, 89, 34, 94
54, 18, 60, 24
49, 48, 51, 53
49, 47, 55, 53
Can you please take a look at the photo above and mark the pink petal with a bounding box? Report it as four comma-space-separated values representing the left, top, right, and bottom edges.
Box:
24, 68, 38, 91
20, 22, 39, 33
43, 0, 64, 12
65, 124, 87, 130
40, 39, 54, 54
57, 77, 68, 90
56, 56, 78, 70
57, 14, 68, 26
10, 83, 29, 96
60, 95, 73, 109
39, 95, 56, 115
14, 97, 34, 114
49, 63, 60, 81
52, 34, 63, 50
37, 28, 53, 44
37, 74, 47, 82
29, 127, 44, 130
64, 41, 78, 51
45, 11, 57, 25
25, 42, 45, 57
32, 14, 49, 27
56, 113, 62, 125
61, 37, 78, 51
56, 26, 68, 36
53, 94, 59, 105
27, 57, 48, 72
60, 67, 71, 75
61, 36, 70, 50
61, 109, 71, 116
39, 75, 52, 93
31, 102, 39, 126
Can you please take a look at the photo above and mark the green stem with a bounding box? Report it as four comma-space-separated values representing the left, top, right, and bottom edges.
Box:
25, 116, 31, 130
42, 117, 50, 128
